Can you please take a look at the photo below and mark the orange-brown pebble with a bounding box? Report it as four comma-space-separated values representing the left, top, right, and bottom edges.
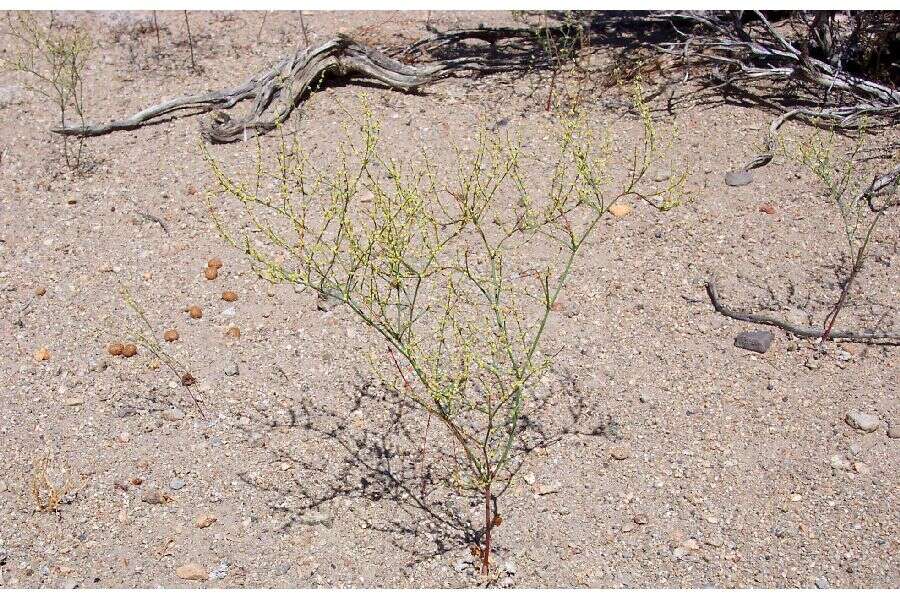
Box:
108, 342, 124, 356
188, 306, 203, 319
207, 258, 223, 269
122, 344, 138, 358
163, 329, 179, 342
203, 266, 219, 280
222, 291, 237, 302
34, 347, 51, 361
225, 326, 241, 338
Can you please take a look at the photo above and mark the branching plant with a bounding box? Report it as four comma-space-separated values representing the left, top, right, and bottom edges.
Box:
118, 287, 205, 416
1, 11, 92, 171
786, 125, 899, 341
204, 88, 686, 575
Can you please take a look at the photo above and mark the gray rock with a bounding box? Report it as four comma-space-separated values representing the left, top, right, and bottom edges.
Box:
169, 478, 186, 491
117, 406, 139, 418
0, 479, 8, 493
162, 408, 185, 422
734, 330, 774, 353
814, 577, 830, 589
224, 362, 239, 376
501, 560, 517, 575
888, 425, 900, 439
209, 562, 229, 581
845, 411, 880, 433
299, 510, 333, 527
829, 454, 851, 471
724, 170, 753, 187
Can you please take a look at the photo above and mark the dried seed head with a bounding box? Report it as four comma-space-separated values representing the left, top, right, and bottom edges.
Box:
204, 266, 219, 280
122, 344, 138, 358
108, 342, 124, 356
181, 372, 196, 387
34, 347, 51, 361
35, 287, 47, 297
225, 326, 241, 338
222, 291, 237, 302
493, 515, 503, 527
207, 258, 223, 269
188, 305, 203, 319
163, 329, 179, 342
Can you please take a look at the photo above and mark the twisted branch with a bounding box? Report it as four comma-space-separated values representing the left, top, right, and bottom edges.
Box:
706, 277, 900, 345
52, 29, 556, 144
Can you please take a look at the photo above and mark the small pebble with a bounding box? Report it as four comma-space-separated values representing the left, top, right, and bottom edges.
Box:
196, 514, 217, 528
734, 330, 774, 354
845, 410, 880, 433
162, 408, 185, 421
224, 362, 239, 376
724, 170, 753, 186
142, 489, 171, 504
610, 446, 632, 460
299, 510, 333, 527
176, 563, 208, 581
169, 478, 186, 491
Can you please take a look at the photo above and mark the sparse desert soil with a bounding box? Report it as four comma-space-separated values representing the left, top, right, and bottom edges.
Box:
0, 11, 898, 589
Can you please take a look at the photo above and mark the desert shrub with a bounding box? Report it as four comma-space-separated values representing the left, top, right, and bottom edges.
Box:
204, 88, 686, 574
783, 123, 899, 339
1, 11, 92, 171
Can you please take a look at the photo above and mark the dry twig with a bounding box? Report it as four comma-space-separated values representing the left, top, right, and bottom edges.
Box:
706, 277, 900, 345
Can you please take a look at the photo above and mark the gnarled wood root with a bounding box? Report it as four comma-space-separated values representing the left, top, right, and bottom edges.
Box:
52, 28, 556, 144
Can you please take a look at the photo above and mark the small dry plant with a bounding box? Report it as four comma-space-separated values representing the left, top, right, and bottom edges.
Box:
1, 11, 92, 171
118, 287, 205, 415
784, 124, 899, 340
204, 87, 686, 574
31, 451, 81, 513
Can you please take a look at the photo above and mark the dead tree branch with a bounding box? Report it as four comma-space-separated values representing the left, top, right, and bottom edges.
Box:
52, 29, 557, 144
653, 10, 900, 171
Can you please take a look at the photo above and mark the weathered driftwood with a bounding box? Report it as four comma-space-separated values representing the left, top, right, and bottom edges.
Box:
706, 278, 900, 345
653, 11, 900, 173
52, 29, 554, 144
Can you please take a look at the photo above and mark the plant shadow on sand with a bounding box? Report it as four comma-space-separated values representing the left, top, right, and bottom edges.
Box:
232, 364, 614, 571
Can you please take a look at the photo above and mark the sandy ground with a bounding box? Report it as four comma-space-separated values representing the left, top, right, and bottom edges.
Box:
0, 11, 898, 588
